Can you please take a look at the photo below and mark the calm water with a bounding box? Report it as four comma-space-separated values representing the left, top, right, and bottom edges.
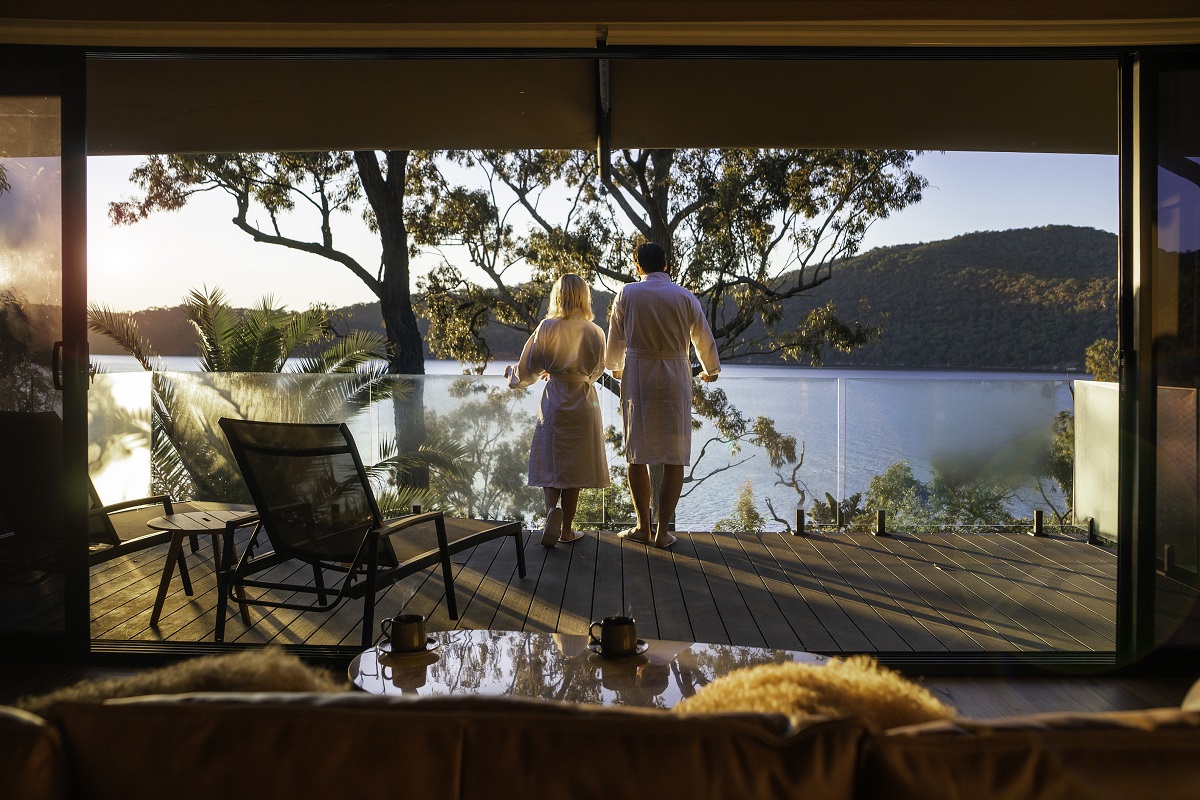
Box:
93, 356, 1079, 529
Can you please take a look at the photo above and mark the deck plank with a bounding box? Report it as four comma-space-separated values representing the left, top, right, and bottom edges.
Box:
669, 532, 728, 645
689, 531, 766, 648
58, 525, 1128, 654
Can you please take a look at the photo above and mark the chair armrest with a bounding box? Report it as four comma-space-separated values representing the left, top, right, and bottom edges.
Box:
90, 494, 173, 516
375, 511, 444, 536
225, 512, 260, 533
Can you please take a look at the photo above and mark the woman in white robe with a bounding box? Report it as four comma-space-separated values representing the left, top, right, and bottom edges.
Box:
506, 274, 610, 546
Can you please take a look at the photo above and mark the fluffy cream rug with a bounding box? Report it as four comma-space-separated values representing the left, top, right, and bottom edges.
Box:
17, 647, 346, 719
673, 655, 955, 729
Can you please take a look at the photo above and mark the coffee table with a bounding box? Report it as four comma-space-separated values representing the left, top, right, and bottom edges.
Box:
349, 629, 827, 709
146, 501, 257, 627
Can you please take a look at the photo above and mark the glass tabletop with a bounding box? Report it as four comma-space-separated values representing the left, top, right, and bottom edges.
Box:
349, 629, 827, 709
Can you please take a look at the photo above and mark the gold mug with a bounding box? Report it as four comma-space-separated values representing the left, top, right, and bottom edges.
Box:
381, 613, 426, 653
589, 615, 637, 657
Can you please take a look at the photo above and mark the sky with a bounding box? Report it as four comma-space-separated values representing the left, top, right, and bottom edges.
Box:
85, 151, 1118, 312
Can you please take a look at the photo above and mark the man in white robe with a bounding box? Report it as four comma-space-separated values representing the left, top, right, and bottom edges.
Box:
606, 242, 720, 548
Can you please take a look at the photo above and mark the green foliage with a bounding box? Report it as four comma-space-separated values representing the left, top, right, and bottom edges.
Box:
1085, 337, 1118, 381
862, 460, 1017, 528
713, 481, 767, 533
424, 379, 540, 520
809, 491, 866, 527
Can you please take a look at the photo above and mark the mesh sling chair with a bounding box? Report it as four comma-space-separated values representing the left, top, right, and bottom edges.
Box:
217, 418, 525, 648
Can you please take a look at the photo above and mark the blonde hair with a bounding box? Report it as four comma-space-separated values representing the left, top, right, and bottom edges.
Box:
546, 273, 594, 321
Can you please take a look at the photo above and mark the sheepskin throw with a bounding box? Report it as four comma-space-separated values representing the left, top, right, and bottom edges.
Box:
673, 655, 955, 729
17, 647, 346, 719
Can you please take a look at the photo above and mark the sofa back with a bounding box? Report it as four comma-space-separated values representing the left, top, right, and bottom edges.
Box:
48, 692, 868, 800
0, 704, 69, 800
861, 707, 1200, 800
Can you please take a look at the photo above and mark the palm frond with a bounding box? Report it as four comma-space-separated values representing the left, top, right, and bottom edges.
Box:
279, 308, 330, 367
374, 485, 447, 518
292, 330, 388, 374
86, 305, 163, 371
184, 287, 240, 371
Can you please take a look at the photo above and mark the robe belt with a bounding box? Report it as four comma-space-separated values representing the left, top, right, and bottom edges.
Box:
624, 348, 688, 360
547, 373, 592, 382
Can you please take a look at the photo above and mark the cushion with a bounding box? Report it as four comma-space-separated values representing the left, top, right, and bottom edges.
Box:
16, 647, 346, 720
673, 654, 955, 729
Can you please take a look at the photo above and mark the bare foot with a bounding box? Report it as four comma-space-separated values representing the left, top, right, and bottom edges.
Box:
617, 528, 652, 544
541, 507, 563, 547
653, 532, 678, 549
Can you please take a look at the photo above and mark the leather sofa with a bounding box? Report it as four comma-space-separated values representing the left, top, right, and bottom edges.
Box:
3, 690, 1200, 800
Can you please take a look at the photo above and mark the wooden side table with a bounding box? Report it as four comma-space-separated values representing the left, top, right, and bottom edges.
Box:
146, 503, 257, 628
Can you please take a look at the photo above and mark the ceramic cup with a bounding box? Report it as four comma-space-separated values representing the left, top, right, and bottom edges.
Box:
589, 615, 638, 657
381, 613, 427, 653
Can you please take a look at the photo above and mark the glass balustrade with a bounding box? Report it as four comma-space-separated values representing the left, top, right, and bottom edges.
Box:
87, 369, 1086, 535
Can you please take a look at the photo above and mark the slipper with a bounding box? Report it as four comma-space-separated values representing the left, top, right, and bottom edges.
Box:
541, 507, 564, 547
617, 528, 652, 544
653, 532, 678, 550
558, 531, 585, 544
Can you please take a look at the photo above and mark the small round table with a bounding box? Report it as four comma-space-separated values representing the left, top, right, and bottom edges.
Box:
349, 628, 826, 708
146, 502, 256, 627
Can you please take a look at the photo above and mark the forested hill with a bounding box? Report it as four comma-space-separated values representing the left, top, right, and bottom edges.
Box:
786, 225, 1117, 370
89, 225, 1117, 371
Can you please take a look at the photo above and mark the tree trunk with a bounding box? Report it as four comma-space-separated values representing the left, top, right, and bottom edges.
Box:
647, 150, 675, 261
355, 150, 428, 487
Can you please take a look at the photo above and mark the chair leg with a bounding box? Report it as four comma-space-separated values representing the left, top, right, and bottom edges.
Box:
513, 528, 527, 578
189, 532, 200, 553
362, 533, 379, 649
313, 563, 328, 604
435, 517, 458, 620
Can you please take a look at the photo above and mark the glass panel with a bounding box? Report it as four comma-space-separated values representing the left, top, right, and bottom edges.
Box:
843, 374, 1073, 531
1153, 67, 1200, 650
0, 90, 64, 632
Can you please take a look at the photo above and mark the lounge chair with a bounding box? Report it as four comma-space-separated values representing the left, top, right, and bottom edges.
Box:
217, 418, 526, 648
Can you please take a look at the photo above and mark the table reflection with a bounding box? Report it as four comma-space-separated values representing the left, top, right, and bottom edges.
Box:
350, 629, 827, 708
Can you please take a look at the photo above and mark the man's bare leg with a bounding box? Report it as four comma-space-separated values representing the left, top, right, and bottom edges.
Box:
653, 464, 684, 548
620, 463, 654, 542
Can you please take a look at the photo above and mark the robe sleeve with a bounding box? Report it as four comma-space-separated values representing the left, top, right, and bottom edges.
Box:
587, 323, 608, 382
509, 322, 546, 389
605, 287, 627, 372
689, 296, 721, 376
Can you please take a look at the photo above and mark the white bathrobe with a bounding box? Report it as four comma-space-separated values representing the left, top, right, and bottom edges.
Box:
509, 316, 611, 489
605, 272, 721, 466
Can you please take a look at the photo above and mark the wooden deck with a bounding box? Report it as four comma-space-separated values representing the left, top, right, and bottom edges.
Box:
74, 527, 1124, 653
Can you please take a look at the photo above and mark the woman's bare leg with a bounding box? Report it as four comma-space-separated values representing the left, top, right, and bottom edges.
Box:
559, 488, 583, 542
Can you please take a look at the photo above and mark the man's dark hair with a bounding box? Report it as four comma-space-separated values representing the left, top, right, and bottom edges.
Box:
634, 242, 668, 273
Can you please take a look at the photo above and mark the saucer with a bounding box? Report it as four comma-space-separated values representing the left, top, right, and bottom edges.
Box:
587, 639, 649, 658
378, 637, 440, 655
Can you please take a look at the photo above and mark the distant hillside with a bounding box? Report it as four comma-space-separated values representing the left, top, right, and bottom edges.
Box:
89, 225, 1117, 371
777, 225, 1117, 370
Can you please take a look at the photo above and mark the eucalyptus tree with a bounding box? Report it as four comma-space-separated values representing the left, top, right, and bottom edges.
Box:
410, 148, 927, 505
107, 151, 430, 461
